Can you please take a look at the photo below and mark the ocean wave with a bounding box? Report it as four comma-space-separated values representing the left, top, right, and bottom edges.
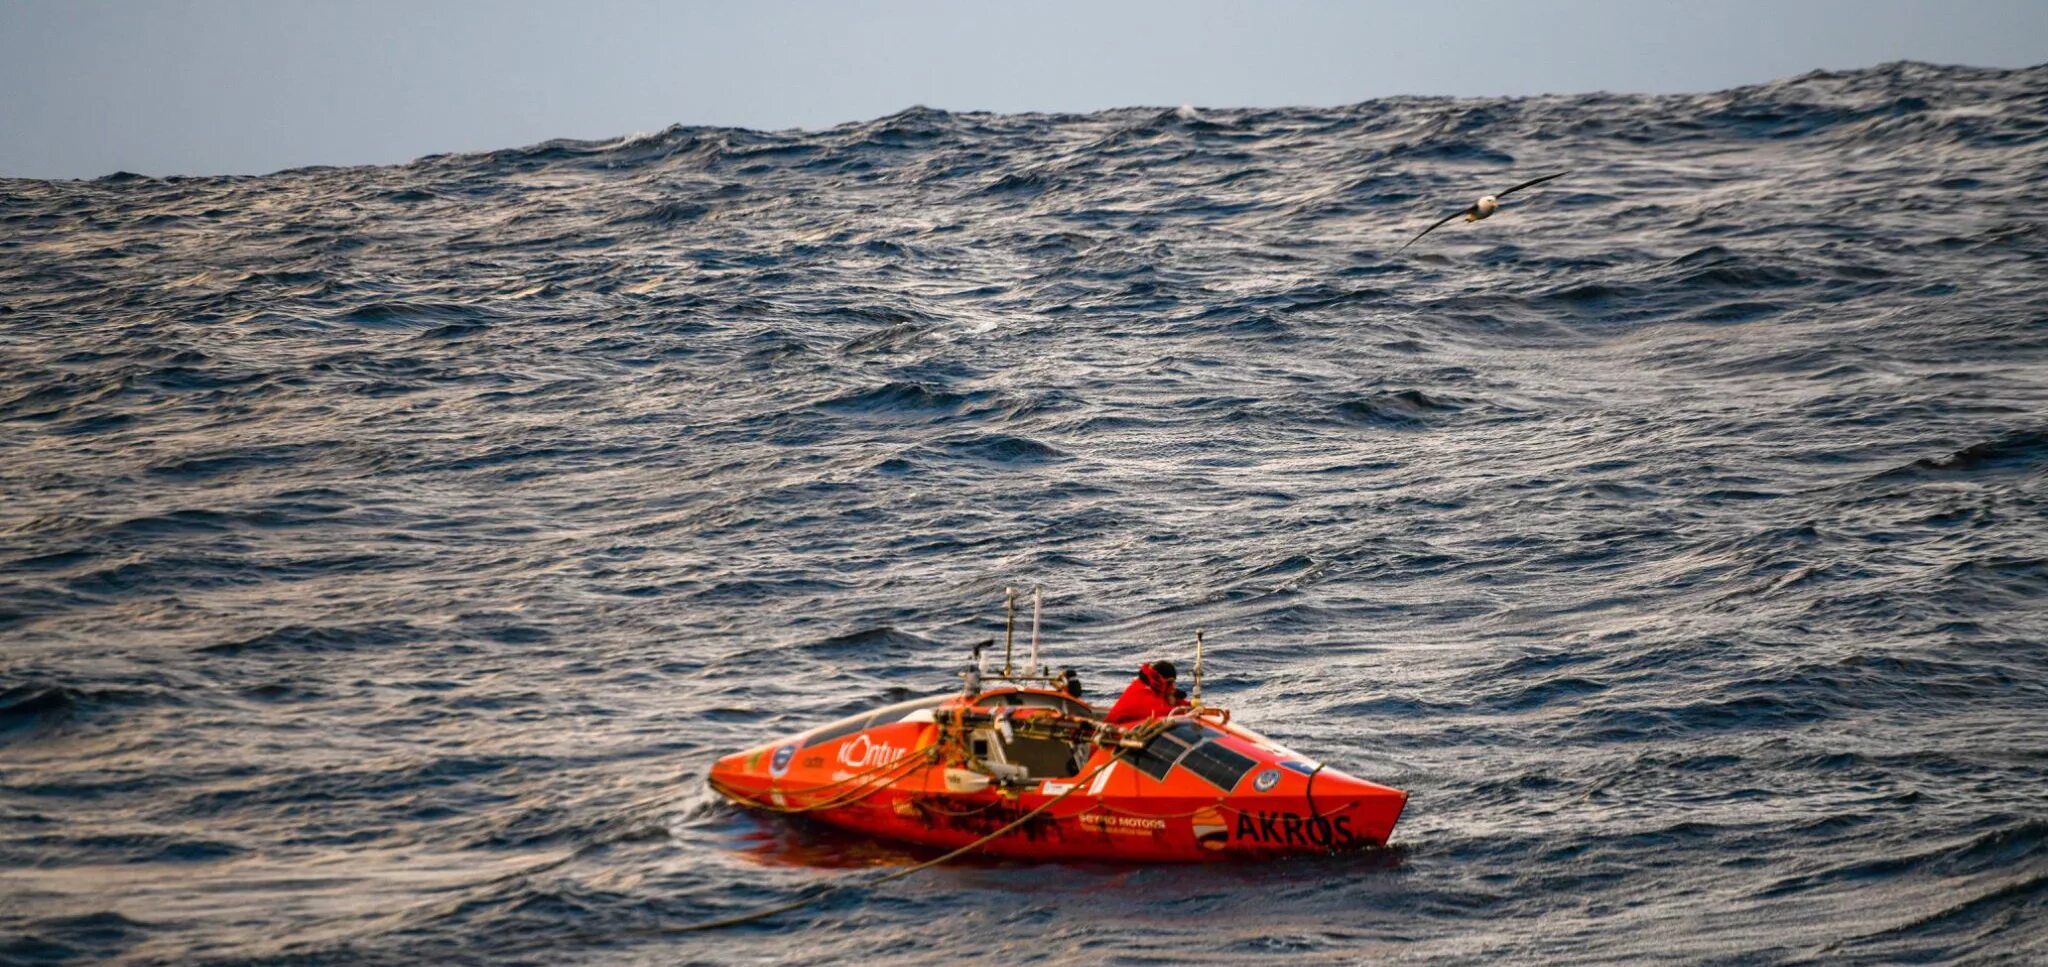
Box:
2, 61, 2046, 966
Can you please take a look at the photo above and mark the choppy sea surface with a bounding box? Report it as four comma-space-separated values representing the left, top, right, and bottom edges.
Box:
4, 61, 2047, 965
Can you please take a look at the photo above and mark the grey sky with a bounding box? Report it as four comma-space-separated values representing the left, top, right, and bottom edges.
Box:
3, 0, 2045, 179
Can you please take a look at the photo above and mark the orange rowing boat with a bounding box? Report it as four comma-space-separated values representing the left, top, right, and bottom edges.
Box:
708, 679, 1406, 861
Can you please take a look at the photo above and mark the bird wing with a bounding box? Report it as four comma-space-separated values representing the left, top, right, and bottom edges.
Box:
1495, 170, 1569, 199
1397, 206, 1475, 252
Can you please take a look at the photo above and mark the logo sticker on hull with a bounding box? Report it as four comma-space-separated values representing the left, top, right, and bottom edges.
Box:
837, 734, 902, 769
1193, 806, 1229, 851
1253, 768, 1282, 792
769, 745, 795, 777
1078, 813, 1166, 837
1233, 810, 1359, 848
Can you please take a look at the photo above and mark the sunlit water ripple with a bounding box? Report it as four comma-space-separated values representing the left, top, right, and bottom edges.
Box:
2, 61, 2046, 965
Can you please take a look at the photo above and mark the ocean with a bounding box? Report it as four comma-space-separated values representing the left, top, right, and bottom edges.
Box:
2, 60, 2045, 965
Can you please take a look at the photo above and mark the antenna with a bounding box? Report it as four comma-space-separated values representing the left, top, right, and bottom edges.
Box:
1193, 628, 1205, 707
1002, 587, 1016, 678
1028, 586, 1042, 676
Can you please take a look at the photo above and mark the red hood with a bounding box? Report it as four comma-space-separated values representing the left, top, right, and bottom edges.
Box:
1137, 662, 1175, 698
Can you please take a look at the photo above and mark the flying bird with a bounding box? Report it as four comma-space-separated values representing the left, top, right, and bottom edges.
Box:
1397, 171, 1570, 252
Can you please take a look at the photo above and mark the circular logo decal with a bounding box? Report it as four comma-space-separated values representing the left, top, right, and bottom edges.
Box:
1253, 768, 1281, 792
1192, 806, 1229, 851
769, 745, 796, 777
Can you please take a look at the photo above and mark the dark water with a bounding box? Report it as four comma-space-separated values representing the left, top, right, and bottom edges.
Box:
4, 60, 2047, 965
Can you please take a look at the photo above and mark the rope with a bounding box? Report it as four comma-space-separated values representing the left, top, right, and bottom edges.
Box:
664, 721, 1169, 934
1086, 800, 1221, 821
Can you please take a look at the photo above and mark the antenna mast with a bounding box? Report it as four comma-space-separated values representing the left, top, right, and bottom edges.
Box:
1193, 628, 1205, 707
1028, 587, 1043, 676
1002, 587, 1016, 678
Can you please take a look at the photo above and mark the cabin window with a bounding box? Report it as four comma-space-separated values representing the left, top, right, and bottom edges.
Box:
803, 713, 874, 749
1164, 721, 1209, 745
1129, 731, 1193, 782
1128, 722, 1258, 789
799, 695, 947, 749
872, 695, 949, 722
1176, 739, 1258, 791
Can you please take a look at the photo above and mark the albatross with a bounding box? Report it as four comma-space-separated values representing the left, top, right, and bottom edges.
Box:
1397, 171, 1570, 252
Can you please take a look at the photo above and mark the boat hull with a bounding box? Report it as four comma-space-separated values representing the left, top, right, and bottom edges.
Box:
808, 780, 1404, 862
709, 690, 1407, 863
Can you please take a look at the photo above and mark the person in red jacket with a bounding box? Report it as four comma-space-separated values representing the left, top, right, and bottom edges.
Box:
1105, 660, 1185, 725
